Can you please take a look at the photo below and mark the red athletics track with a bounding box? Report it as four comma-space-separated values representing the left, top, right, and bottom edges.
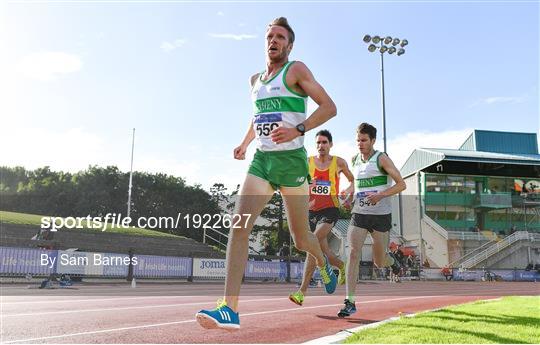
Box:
1, 281, 538, 344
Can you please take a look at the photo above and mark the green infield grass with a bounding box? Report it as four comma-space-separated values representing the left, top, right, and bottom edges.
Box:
345, 296, 540, 344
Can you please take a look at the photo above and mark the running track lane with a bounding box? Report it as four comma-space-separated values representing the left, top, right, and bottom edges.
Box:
1, 281, 537, 343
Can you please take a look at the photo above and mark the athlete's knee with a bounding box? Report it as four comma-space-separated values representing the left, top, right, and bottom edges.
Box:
294, 239, 309, 252
229, 227, 251, 241
315, 229, 327, 242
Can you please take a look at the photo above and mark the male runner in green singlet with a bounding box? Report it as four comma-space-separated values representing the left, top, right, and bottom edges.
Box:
196, 17, 338, 331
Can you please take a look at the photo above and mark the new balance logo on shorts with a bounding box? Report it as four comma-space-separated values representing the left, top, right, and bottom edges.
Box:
296, 176, 306, 183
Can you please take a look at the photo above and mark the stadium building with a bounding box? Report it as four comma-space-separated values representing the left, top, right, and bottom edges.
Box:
329, 129, 540, 271
395, 129, 540, 269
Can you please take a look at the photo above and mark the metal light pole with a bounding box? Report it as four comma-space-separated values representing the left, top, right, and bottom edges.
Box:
127, 128, 135, 218
363, 35, 408, 153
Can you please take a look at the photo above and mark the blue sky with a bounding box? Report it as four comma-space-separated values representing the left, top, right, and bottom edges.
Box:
2, 1, 538, 191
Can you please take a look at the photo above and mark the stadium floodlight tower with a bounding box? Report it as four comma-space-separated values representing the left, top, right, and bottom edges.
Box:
363, 34, 408, 153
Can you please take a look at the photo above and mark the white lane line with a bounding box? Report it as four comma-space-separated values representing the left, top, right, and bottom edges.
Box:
1, 285, 517, 307
2, 296, 307, 317
2, 296, 436, 343
1, 295, 217, 305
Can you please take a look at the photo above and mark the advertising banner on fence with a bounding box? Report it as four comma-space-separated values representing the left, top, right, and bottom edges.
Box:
290, 262, 304, 281
192, 258, 226, 279
245, 260, 285, 280
134, 255, 191, 278
515, 270, 540, 281
0, 247, 56, 275
422, 268, 446, 280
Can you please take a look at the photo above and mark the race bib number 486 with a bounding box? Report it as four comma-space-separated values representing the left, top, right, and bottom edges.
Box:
311, 180, 331, 196
254, 113, 282, 137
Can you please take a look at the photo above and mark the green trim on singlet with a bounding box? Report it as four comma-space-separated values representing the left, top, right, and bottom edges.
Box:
253, 96, 306, 114
361, 150, 378, 164
259, 63, 287, 85
282, 61, 308, 98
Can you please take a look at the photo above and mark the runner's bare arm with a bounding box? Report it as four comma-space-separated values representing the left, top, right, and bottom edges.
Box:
338, 157, 355, 201
366, 154, 406, 203
293, 62, 336, 132
233, 119, 255, 160
270, 62, 336, 144
233, 75, 259, 160
337, 157, 355, 184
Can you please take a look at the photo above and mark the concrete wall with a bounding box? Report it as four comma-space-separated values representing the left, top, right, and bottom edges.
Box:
421, 218, 449, 267
401, 174, 421, 242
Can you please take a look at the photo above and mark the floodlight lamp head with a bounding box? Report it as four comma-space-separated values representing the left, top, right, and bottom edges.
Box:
388, 46, 396, 54
400, 39, 408, 47
368, 44, 377, 52
392, 38, 400, 46
384, 36, 392, 44
363, 34, 372, 43
397, 48, 405, 56
380, 45, 388, 53
372, 35, 381, 44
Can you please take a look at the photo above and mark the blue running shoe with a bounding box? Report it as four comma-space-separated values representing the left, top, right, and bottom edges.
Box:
337, 299, 356, 318
195, 300, 240, 331
319, 255, 337, 294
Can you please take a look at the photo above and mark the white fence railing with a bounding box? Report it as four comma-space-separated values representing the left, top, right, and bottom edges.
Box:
448, 238, 497, 268
460, 231, 534, 269
447, 231, 494, 241
202, 227, 228, 251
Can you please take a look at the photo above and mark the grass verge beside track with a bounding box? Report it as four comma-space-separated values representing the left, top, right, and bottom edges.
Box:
345, 296, 540, 344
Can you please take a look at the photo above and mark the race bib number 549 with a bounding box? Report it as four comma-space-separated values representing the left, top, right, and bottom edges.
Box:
254, 113, 282, 137
356, 191, 377, 207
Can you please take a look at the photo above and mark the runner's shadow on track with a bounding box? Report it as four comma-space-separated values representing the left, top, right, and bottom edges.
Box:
315, 315, 376, 325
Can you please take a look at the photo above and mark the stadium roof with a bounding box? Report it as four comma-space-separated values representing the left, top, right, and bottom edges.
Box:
400, 130, 540, 178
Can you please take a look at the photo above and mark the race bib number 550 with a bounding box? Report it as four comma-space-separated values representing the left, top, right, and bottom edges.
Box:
254, 113, 282, 137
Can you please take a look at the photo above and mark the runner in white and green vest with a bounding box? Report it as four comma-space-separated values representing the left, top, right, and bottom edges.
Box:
338, 122, 407, 318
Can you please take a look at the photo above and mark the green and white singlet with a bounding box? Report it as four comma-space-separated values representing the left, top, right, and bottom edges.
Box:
251, 61, 308, 151
351, 151, 393, 215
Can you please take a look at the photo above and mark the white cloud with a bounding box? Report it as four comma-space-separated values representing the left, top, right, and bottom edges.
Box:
16, 52, 82, 81
470, 96, 525, 107
217, 11, 225, 16
309, 128, 473, 171
0, 126, 205, 187
0, 127, 108, 171
208, 33, 257, 41
160, 39, 187, 53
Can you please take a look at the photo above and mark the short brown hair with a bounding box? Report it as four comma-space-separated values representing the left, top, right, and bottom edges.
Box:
357, 123, 377, 140
268, 17, 295, 44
